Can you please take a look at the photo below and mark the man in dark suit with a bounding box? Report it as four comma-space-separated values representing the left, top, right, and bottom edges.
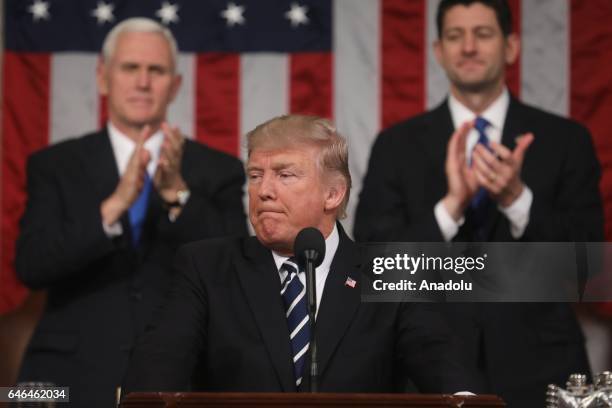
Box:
15, 18, 246, 407
354, 1, 603, 407
122, 114, 482, 396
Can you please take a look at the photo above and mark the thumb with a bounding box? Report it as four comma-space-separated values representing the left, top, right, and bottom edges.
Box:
512, 132, 534, 164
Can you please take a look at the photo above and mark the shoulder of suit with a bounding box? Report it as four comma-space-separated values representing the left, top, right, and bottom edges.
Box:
183, 139, 244, 170
27, 130, 104, 166
179, 234, 245, 256
513, 100, 590, 135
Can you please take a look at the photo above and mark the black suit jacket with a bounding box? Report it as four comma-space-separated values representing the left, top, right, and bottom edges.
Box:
123, 226, 482, 395
354, 97, 604, 407
16, 129, 247, 408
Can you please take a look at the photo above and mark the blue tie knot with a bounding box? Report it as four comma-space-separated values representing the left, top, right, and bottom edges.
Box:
474, 116, 491, 148
474, 116, 490, 134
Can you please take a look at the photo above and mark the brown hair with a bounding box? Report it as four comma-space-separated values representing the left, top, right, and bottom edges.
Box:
246, 115, 351, 219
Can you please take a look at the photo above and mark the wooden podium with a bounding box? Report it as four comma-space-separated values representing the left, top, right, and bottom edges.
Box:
121, 392, 505, 407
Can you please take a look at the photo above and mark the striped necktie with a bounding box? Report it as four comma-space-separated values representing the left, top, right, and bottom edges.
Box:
280, 257, 310, 388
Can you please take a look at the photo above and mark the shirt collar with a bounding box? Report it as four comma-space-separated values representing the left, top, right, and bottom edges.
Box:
448, 87, 509, 133
107, 122, 164, 176
272, 223, 340, 273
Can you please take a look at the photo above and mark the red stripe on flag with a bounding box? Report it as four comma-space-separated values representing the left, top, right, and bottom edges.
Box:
1, 52, 51, 313
571, 0, 612, 240
195, 53, 240, 157
99, 95, 108, 130
290, 53, 333, 119
506, 0, 521, 96
381, 0, 425, 129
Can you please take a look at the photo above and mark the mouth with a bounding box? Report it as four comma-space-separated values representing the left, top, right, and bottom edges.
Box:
458, 59, 484, 69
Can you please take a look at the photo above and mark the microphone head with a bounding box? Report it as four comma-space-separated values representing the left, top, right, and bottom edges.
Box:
294, 227, 326, 268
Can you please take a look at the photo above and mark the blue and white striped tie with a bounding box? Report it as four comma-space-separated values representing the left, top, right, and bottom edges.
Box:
280, 257, 310, 388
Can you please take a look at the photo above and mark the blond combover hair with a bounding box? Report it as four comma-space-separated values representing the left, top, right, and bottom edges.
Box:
101, 17, 178, 69
246, 115, 352, 219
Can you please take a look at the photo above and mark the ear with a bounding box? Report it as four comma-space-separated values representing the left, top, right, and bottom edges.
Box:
504, 33, 520, 65
168, 73, 182, 103
433, 39, 443, 66
96, 57, 109, 96
323, 177, 347, 214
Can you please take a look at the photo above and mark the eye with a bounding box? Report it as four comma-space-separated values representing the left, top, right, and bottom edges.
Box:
475, 28, 495, 39
149, 65, 168, 75
247, 172, 262, 183
279, 171, 296, 179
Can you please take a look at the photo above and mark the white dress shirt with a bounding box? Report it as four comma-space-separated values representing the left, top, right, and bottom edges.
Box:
434, 89, 533, 241
102, 123, 164, 236
272, 224, 340, 320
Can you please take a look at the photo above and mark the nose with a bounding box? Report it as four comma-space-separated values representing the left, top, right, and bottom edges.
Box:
257, 173, 276, 201
136, 68, 151, 89
461, 33, 477, 55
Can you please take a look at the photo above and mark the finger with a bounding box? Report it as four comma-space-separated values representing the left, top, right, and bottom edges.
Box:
140, 147, 151, 168
162, 122, 183, 149
473, 146, 502, 174
474, 167, 501, 194
455, 120, 473, 156
488, 141, 512, 163
136, 125, 153, 147
512, 132, 534, 163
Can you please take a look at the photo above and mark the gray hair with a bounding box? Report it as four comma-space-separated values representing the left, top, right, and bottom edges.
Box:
101, 17, 178, 68
246, 115, 352, 219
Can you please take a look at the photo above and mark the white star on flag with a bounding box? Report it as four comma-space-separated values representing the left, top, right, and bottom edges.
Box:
285, 3, 309, 27
221, 3, 245, 27
28, 0, 51, 22
156, 1, 180, 25
91, 2, 115, 25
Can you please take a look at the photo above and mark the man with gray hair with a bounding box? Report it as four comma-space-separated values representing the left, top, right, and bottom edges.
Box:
16, 17, 246, 406
122, 114, 481, 396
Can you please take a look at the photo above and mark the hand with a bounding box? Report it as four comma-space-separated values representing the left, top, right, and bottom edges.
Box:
101, 126, 152, 225
442, 121, 479, 221
153, 122, 187, 203
471, 132, 534, 207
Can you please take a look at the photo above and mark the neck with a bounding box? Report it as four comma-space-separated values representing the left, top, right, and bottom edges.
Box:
450, 81, 505, 115
109, 120, 161, 142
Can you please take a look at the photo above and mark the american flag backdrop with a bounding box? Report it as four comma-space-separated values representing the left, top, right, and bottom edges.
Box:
1, 0, 611, 314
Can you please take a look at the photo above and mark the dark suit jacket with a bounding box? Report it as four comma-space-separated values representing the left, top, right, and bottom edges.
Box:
122, 225, 482, 395
16, 129, 247, 408
354, 97, 604, 407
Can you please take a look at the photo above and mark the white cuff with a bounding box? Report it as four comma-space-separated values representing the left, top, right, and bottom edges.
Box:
434, 200, 464, 242
498, 185, 533, 239
102, 221, 123, 238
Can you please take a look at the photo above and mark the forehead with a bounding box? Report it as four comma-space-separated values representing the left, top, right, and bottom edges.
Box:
247, 146, 318, 168
443, 3, 500, 31
112, 31, 173, 64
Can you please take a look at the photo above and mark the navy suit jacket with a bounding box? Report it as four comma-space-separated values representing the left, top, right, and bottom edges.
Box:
123, 225, 482, 395
16, 129, 247, 408
354, 97, 604, 407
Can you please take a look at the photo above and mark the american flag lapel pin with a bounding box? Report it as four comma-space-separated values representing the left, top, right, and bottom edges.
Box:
345, 276, 357, 288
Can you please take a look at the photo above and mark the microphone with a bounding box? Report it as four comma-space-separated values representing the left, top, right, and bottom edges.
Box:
295, 227, 325, 268
293, 227, 326, 393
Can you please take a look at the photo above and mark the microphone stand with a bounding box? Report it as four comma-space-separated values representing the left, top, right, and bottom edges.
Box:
304, 249, 318, 392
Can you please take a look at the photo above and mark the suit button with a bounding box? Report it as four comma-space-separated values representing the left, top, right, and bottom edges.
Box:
130, 292, 143, 301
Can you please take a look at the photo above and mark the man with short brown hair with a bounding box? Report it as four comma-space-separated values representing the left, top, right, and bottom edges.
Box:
355, 1, 603, 406
122, 114, 481, 395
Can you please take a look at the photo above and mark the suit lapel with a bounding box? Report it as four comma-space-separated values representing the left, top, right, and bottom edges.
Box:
421, 100, 455, 171
236, 237, 296, 391
481, 96, 528, 239
80, 129, 120, 203
314, 225, 362, 378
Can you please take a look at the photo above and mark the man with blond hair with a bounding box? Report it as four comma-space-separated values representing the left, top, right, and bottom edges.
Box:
123, 114, 481, 395
16, 17, 246, 406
